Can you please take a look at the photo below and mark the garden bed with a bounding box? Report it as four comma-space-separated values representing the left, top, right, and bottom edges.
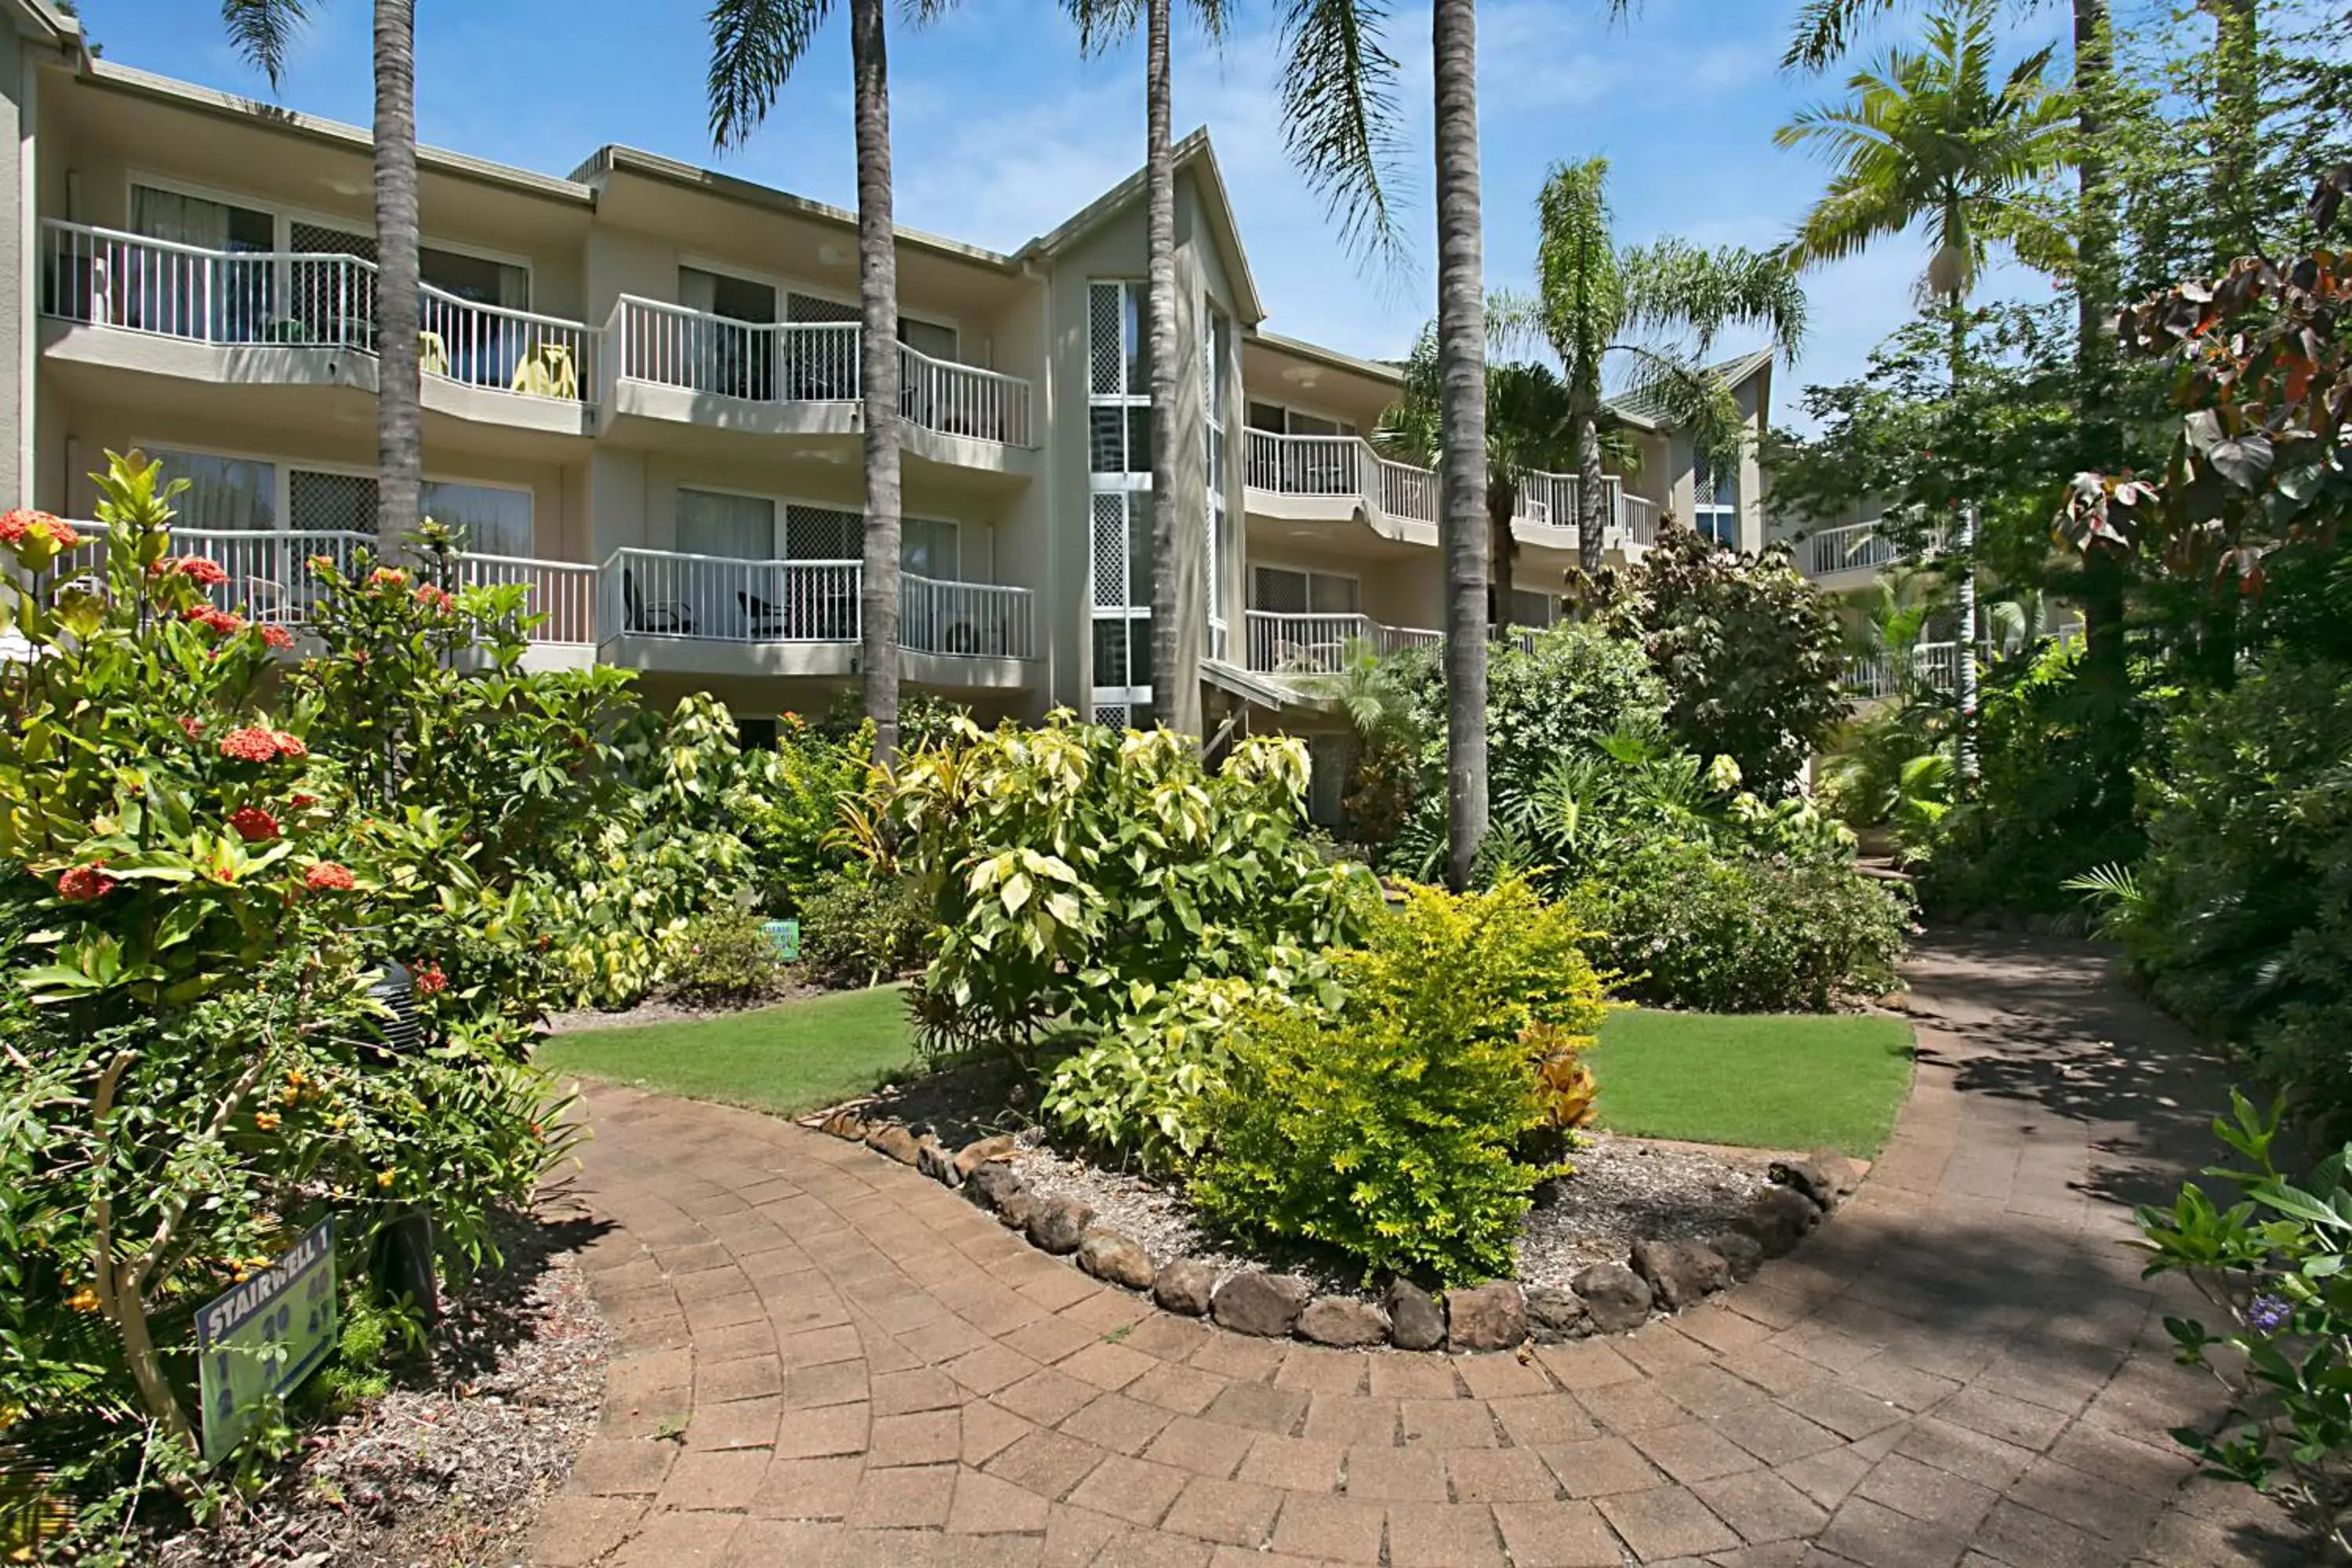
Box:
151, 1203, 608, 1568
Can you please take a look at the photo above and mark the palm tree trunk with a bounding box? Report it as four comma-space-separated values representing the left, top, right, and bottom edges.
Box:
851, 0, 904, 760
1144, 0, 1185, 735
1574, 404, 1606, 577
1432, 0, 1486, 891
1946, 299, 1978, 783
2209, 0, 2259, 263
372, 0, 419, 547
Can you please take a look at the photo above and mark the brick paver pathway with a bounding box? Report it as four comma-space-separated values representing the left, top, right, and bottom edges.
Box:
532, 932, 2307, 1566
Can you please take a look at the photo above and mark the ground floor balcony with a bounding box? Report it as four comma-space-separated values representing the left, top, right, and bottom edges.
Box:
165, 529, 1037, 688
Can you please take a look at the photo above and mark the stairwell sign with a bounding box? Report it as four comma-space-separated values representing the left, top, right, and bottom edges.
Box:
194, 1216, 338, 1463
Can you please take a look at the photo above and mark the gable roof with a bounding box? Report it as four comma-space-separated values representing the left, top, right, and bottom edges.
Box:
1014, 129, 1267, 324
1603, 346, 1777, 432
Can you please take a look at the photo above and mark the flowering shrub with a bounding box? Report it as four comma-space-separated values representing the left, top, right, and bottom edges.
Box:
2137, 1091, 2352, 1556
0, 455, 582, 1544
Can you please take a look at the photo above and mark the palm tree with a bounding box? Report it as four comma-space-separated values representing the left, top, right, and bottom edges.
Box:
709, 0, 907, 759
1777, 0, 2072, 779
223, 0, 421, 548
1430, 0, 1483, 891
1380, 324, 1581, 637
1532, 158, 1806, 575
1068, 0, 1403, 740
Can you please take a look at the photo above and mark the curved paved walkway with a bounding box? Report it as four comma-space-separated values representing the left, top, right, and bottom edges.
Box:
531, 933, 2303, 1566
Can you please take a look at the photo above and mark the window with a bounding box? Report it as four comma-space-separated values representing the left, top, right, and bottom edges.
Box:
130, 186, 276, 341
1693, 456, 1740, 550
677, 488, 777, 559
1509, 590, 1560, 630
902, 516, 960, 580
900, 317, 956, 362
423, 481, 532, 557
1203, 303, 1232, 659
785, 504, 862, 561
289, 470, 377, 535
149, 448, 276, 532
1246, 401, 1356, 437
1089, 281, 1154, 721
1252, 565, 1359, 615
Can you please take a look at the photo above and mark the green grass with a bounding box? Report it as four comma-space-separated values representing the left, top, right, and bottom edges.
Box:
1586, 1008, 1916, 1158
536, 984, 920, 1117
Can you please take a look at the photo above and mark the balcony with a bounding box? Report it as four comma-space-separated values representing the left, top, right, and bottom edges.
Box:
1241, 610, 1543, 691
1801, 520, 1948, 585
603, 296, 1035, 470
38, 220, 598, 438
156, 530, 1033, 686
1241, 430, 1653, 557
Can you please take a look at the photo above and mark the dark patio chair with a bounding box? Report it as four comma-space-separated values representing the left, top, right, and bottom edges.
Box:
622, 570, 695, 635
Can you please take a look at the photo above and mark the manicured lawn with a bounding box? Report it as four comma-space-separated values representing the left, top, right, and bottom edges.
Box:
1587, 1008, 1915, 1158
537, 984, 920, 1117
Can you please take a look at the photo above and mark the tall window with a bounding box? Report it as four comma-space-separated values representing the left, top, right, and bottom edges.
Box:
1203, 303, 1232, 662
1251, 565, 1359, 615
901, 516, 960, 579
1088, 280, 1152, 728
1693, 456, 1740, 550
423, 481, 532, 557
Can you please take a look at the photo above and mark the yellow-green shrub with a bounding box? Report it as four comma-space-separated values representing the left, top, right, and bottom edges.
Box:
1191, 881, 1608, 1286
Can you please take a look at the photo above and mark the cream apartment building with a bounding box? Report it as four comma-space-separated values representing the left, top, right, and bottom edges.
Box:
2, 2, 1775, 775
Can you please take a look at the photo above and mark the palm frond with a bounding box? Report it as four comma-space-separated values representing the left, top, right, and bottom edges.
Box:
220, 0, 310, 90
1535, 157, 1624, 390
1781, 0, 1908, 73
1276, 0, 1406, 261
708, 0, 831, 151
1619, 236, 1808, 358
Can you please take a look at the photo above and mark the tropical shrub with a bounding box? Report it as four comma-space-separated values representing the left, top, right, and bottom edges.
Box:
731, 713, 871, 918
1607, 526, 1849, 797
2082, 654, 2352, 1127
868, 714, 1377, 1064
0, 456, 575, 1543
1569, 837, 1911, 1013
1190, 882, 1606, 1286
2136, 1091, 2352, 1556
666, 911, 788, 1005
797, 867, 930, 990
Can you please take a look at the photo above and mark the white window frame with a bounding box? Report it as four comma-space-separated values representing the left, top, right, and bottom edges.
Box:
1690, 448, 1740, 551
675, 251, 960, 349
1088, 279, 1153, 720
1250, 562, 1361, 616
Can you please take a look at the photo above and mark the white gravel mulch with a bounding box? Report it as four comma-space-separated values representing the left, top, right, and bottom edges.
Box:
153, 1200, 609, 1568
1010, 1128, 1774, 1300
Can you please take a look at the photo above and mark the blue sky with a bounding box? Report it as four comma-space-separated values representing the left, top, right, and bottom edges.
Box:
77, 0, 2071, 426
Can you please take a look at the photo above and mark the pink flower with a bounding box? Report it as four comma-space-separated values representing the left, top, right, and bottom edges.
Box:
183, 606, 247, 637
256, 622, 294, 650
57, 862, 115, 902
179, 716, 204, 739
272, 731, 308, 760
413, 584, 455, 614
414, 964, 448, 996
303, 862, 355, 891
369, 567, 409, 589
228, 806, 280, 844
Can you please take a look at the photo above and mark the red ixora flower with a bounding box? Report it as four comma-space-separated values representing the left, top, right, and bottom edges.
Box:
151, 556, 231, 587
218, 727, 304, 763
179, 716, 204, 739
183, 605, 248, 637
228, 805, 281, 844
57, 861, 115, 902
413, 583, 455, 614
289, 792, 321, 810
303, 862, 356, 891
0, 510, 78, 550
369, 567, 409, 589
413, 964, 449, 996
257, 622, 294, 650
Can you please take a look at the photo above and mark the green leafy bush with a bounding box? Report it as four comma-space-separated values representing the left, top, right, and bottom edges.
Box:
666, 911, 788, 1005
2085, 654, 2352, 1127
1569, 838, 1911, 1013
731, 713, 871, 918
1191, 882, 1606, 1286
1607, 527, 1850, 796
798, 868, 930, 989
870, 714, 1377, 1063
2136, 1091, 2352, 1556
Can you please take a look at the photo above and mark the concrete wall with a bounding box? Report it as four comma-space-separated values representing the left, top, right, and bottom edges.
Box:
0, 20, 28, 506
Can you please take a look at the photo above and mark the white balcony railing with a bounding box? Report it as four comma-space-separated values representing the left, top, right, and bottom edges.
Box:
174, 528, 374, 625
451, 554, 601, 645
901, 573, 1035, 659
39, 220, 598, 405
1247, 431, 1650, 550
1806, 521, 1905, 578
1244, 610, 1440, 677
608, 296, 1035, 448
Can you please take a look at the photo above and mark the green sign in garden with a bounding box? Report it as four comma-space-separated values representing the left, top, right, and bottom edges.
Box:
194, 1217, 338, 1463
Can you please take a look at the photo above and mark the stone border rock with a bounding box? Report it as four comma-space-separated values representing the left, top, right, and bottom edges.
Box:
815, 1108, 1866, 1353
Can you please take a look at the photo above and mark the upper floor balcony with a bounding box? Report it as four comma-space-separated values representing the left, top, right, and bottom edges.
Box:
1799, 519, 1951, 588
1240, 429, 1657, 559
155, 528, 1036, 688
602, 296, 1036, 475
1240, 609, 1542, 692
38, 220, 598, 441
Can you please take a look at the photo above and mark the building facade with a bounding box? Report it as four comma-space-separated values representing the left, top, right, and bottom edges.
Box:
5, 9, 1778, 765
